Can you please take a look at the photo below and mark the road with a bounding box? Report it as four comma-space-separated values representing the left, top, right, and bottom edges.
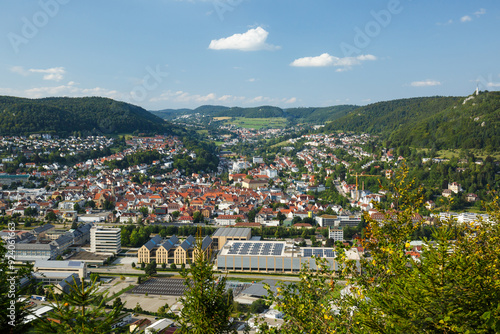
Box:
90, 264, 302, 281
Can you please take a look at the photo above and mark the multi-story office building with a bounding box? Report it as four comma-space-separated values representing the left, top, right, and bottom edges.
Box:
329, 227, 344, 243
90, 226, 121, 254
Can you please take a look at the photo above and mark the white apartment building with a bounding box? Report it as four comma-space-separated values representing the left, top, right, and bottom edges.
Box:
329, 227, 344, 243
90, 226, 121, 254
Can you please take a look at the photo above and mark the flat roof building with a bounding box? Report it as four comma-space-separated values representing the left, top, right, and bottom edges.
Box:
90, 226, 121, 255
13, 242, 57, 262
212, 227, 252, 250
216, 240, 354, 273
33, 260, 87, 284
145, 318, 174, 334
329, 227, 344, 243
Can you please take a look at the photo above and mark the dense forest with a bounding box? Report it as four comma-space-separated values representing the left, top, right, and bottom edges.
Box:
324, 91, 500, 150
151, 104, 358, 124
0, 96, 184, 137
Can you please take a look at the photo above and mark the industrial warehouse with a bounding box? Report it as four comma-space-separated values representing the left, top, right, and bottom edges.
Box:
216, 240, 360, 273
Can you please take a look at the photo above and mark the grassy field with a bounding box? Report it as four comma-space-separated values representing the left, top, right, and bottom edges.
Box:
436, 149, 500, 160
270, 140, 293, 148
415, 148, 500, 160
223, 117, 288, 129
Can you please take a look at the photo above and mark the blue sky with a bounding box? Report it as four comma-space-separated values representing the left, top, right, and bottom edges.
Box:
0, 0, 499, 110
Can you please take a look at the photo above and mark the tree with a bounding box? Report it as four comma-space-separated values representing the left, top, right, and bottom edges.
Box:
23, 207, 37, 217
73, 203, 82, 213
35, 277, 124, 333
276, 212, 286, 224
89, 273, 100, 283
177, 232, 236, 334
259, 258, 343, 334
145, 261, 157, 277
260, 165, 500, 333
193, 211, 203, 224
71, 221, 78, 230
46, 211, 57, 221
133, 302, 143, 314
131, 262, 136, 268
250, 299, 269, 314
103, 199, 114, 211
112, 297, 123, 310
157, 303, 170, 317
139, 207, 149, 218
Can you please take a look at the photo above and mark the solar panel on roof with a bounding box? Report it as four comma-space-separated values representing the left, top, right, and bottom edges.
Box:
324, 250, 335, 258
313, 249, 324, 257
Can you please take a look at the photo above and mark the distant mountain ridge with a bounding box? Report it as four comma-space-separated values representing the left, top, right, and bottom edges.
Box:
0, 96, 182, 137
152, 91, 500, 150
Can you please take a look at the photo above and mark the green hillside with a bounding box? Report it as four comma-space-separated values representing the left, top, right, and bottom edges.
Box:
0, 96, 179, 137
285, 105, 358, 123
325, 92, 500, 150
151, 104, 357, 124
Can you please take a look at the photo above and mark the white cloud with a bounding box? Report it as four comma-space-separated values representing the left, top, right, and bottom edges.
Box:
209, 27, 280, 51
410, 80, 442, 87
460, 15, 472, 23
291, 53, 334, 67
440, 9, 485, 26
474, 8, 486, 17
29, 67, 66, 81
0, 87, 17, 95
487, 82, 500, 88
10, 66, 29, 76
150, 89, 295, 106
436, 19, 453, 26
247, 78, 256, 82
290, 53, 376, 71
10, 66, 66, 81
150, 90, 219, 103
0, 82, 121, 100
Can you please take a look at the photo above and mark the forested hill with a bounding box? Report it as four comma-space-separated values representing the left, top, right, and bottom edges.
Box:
0, 96, 182, 137
324, 92, 500, 150
151, 104, 358, 123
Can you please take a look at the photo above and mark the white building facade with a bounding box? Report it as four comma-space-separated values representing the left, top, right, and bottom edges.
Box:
90, 226, 121, 254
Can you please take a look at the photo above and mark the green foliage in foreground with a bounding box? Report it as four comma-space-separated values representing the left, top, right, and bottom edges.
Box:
33, 278, 124, 333
176, 234, 236, 334
259, 165, 500, 333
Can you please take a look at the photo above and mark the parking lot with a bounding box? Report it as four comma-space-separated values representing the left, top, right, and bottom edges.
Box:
130, 278, 186, 296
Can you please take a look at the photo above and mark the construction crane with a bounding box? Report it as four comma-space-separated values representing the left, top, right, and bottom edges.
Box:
350, 173, 381, 200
